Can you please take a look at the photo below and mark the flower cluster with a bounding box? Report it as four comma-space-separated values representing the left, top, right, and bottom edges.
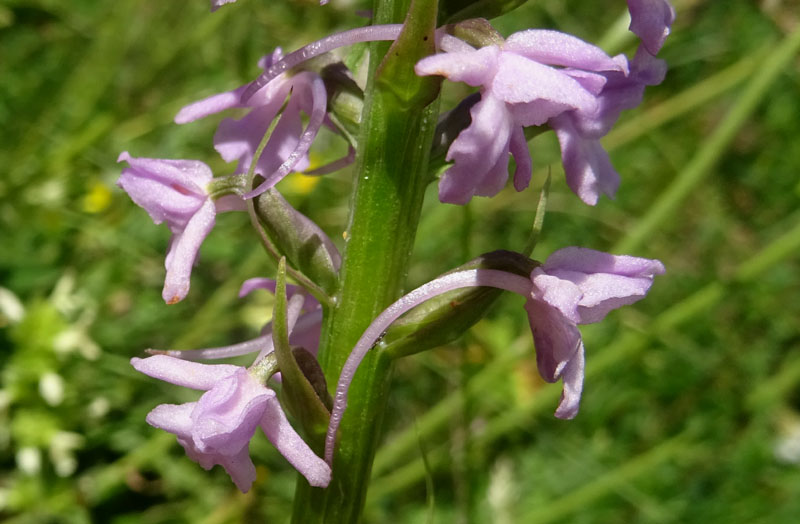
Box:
119, 0, 673, 494
416, 1, 674, 205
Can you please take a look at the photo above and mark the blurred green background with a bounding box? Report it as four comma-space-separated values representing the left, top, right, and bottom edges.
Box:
2, 0, 800, 522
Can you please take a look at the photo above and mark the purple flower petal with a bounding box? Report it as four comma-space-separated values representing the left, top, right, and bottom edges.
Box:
542, 247, 665, 323
132, 355, 241, 390
504, 30, 626, 72
543, 246, 666, 277
553, 342, 585, 419
530, 268, 583, 324
145, 402, 195, 435
627, 0, 676, 55
415, 45, 500, 87
175, 86, 247, 125
551, 115, 620, 206
523, 297, 583, 383
260, 397, 331, 487
438, 95, 512, 204
162, 198, 216, 304
191, 368, 273, 455
492, 52, 598, 116
509, 125, 533, 192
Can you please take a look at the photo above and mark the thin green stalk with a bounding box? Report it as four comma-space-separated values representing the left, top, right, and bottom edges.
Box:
290, 0, 440, 521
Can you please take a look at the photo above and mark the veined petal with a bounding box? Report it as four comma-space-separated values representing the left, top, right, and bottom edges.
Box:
145, 402, 195, 436
524, 298, 583, 382
414, 45, 500, 87
492, 53, 597, 118
551, 115, 620, 205
175, 86, 247, 124
163, 198, 216, 304
438, 95, 513, 204
543, 246, 666, 278
131, 355, 241, 390
260, 397, 331, 487
504, 30, 626, 72
530, 268, 583, 324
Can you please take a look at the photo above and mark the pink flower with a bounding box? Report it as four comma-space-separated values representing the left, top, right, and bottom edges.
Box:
324, 247, 664, 461
415, 30, 626, 204
525, 247, 665, 418
132, 355, 331, 492
175, 50, 327, 199
117, 152, 244, 304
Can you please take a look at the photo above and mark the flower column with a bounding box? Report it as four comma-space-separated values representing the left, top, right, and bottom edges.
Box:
291, 0, 440, 521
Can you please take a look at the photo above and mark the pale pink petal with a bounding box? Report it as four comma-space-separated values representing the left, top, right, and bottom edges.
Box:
509, 125, 533, 192
551, 115, 620, 205
175, 86, 247, 124
131, 355, 241, 390
627, 0, 676, 55
162, 198, 216, 304
145, 402, 195, 436
504, 30, 625, 72
543, 246, 666, 277
553, 342, 585, 419
492, 52, 597, 115
191, 369, 273, 455
414, 45, 500, 87
439, 95, 512, 204
530, 268, 583, 324
524, 297, 583, 383
260, 397, 331, 487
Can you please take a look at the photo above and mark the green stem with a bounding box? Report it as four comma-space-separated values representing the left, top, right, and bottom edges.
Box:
290, 0, 439, 521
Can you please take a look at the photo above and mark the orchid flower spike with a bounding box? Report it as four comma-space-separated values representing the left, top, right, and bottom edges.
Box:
324, 247, 664, 462
117, 152, 245, 304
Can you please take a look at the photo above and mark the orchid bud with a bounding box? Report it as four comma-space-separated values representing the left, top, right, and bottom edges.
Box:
254, 188, 341, 295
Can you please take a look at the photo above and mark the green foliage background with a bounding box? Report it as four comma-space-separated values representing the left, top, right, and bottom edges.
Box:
2, 0, 800, 522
